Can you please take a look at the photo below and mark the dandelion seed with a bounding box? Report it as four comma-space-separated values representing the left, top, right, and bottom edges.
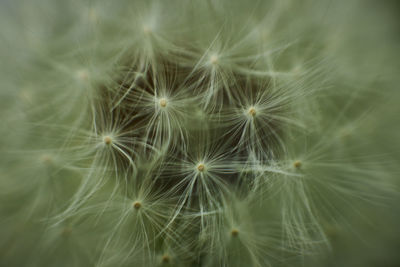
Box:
143, 25, 152, 35
293, 160, 302, 169
40, 154, 53, 164
209, 54, 219, 65
159, 98, 167, 108
161, 254, 170, 263
132, 201, 142, 210
103, 135, 113, 145
19, 89, 33, 104
248, 107, 257, 117
231, 228, 239, 237
196, 163, 205, 172
76, 69, 89, 82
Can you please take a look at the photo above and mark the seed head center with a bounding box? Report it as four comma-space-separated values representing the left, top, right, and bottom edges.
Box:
133, 201, 142, 210
293, 160, 302, 169
159, 98, 167, 108
143, 25, 152, 34
103, 136, 113, 145
197, 163, 205, 172
231, 228, 239, 237
248, 107, 256, 117
210, 54, 219, 65
77, 69, 89, 81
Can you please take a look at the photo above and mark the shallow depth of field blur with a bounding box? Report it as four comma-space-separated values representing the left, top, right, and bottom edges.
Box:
0, 1, 399, 267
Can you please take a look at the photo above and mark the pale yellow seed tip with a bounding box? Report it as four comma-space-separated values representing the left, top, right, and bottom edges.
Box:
19, 90, 33, 103
103, 136, 112, 145
197, 163, 205, 172
210, 54, 218, 65
77, 69, 89, 81
133, 201, 141, 210
159, 98, 167, 108
143, 25, 151, 34
293, 160, 302, 169
248, 107, 256, 117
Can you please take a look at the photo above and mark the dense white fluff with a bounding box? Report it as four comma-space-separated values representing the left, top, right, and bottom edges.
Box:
0, 0, 399, 267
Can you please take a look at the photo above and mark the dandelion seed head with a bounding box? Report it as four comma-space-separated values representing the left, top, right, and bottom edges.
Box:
3, 1, 397, 266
